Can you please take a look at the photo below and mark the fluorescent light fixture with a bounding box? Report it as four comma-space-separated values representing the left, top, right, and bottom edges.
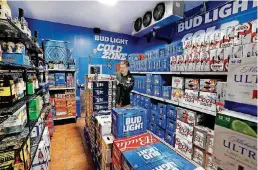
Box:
98, 0, 118, 6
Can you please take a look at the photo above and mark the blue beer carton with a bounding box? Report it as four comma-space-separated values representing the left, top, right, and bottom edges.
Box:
156, 126, 165, 139
167, 105, 177, 121
158, 103, 167, 115
146, 84, 152, 95
155, 116, 166, 129
162, 86, 172, 99
159, 48, 165, 58
93, 95, 111, 104
171, 42, 177, 56
176, 41, 184, 55
2, 53, 30, 65
146, 74, 152, 84
165, 130, 175, 146
148, 156, 196, 170
147, 59, 152, 72
140, 96, 145, 107
150, 111, 156, 122
161, 57, 170, 72
166, 118, 176, 132
122, 142, 178, 170
149, 122, 157, 133
151, 102, 158, 111
112, 107, 147, 138
153, 86, 161, 97
144, 97, 151, 109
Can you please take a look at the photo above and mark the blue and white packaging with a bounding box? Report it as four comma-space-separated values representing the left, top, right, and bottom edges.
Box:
166, 118, 176, 132
144, 97, 151, 109
167, 105, 177, 120
162, 86, 172, 99
176, 41, 184, 55
155, 116, 166, 129
112, 107, 147, 138
149, 122, 157, 133
150, 111, 156, 122
161, 57, 170, 72
158, 103, 167, 115
122, 142, 177, 170
146, 84, 152, 95
171, 43, 177, 56
146, 74, 152, 84
156, 126, 165, 139
165, 130, 175, 146
149, 156, 195, 170
153, 86, 161, 97
2, 53, 30, 65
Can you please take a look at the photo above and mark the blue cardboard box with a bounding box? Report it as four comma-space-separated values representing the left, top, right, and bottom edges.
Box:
146, 74, 152, 84
165, 130, 175, 146
151, 102, 158, 111
122, 142, 178, 170
161, 57, 170, 72
148, 122, 156, 133
171, 43, 177, 56
153, 86, 161, 97
2, 53, 30, 65
156, 126, 165, 139
176, 41, 184, 55
148, 156, 196, 170
146, 84, 152, 95
155, 116, 166, 129
167, 105, 177, 120
162, 86, 172, 99
166, 118, 176, 132
158, 103, 167, 115
144, 97, 151, 109
150, 111, 156, 122
112, 107, 147, 138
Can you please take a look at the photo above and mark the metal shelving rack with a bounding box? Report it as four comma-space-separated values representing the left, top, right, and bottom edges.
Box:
0, 18, 49, 170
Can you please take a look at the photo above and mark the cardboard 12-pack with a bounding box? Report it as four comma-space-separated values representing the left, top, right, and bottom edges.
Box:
112, 133, 159, 170
112, 107, 147, 138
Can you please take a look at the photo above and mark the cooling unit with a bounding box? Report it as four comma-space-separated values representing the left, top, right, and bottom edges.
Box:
132, 1, 184, 37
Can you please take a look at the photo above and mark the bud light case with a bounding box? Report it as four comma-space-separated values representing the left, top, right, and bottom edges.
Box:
166, 105, 177, 120
155, 126, 165, 139
165, 130, 175, 146
112, 133, 159, 170
148, 156, 196, 170
112, 107, 147, 138
122, 142, 177, 170
166, 118, 176, 132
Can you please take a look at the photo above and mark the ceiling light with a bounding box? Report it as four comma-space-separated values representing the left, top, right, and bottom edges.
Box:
98, 0, 118, 6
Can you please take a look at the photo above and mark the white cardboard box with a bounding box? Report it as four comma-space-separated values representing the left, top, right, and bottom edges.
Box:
197, 92, 217, 112
172, 77, 184, 89
175, 135, 193, 160
225, 57, 257, 115
170, 56, 177, 72
182, 89, 199, 106
176, 119, 194, 142
233, 45, 243, 58
193, 146, 206, 167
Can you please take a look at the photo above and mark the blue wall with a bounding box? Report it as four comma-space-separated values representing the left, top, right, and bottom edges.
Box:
27, 18, 138, 85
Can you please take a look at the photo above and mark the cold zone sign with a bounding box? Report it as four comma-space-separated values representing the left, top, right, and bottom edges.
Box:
94, 35, 128, 60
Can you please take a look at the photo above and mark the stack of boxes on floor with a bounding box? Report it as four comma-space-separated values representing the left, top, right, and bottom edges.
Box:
85, 78, 116, 169
84, 77, 197, 170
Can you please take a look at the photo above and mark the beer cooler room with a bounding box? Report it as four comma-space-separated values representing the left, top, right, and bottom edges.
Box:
0, 0, 257, 170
